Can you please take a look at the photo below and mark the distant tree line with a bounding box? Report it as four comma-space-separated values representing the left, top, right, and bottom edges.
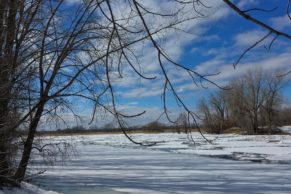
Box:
39, 119, 195, 135
198, 69, 290, 134
40, 121, 167, 135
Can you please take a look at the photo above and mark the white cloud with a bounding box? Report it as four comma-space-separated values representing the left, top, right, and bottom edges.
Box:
193, 50, 291, 90
234, 30, 267, 46
270, 15, 291, 30
110, 0, 230, 98
236, 0, 257, 8
122, 87, 162, 98
65, 0, 82, 5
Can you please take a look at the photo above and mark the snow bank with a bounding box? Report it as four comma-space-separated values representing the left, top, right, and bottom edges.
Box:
0, 182, 60, 194
280, 125, 291, 133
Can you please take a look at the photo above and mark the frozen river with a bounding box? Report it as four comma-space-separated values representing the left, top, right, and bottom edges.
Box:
30, 133, 291, 194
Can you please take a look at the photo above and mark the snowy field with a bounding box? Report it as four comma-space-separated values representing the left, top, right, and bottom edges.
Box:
20, 128, 291, 194
0, 182, 59, 194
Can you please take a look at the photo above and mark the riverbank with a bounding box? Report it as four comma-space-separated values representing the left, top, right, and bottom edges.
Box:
0, 182, 59, 194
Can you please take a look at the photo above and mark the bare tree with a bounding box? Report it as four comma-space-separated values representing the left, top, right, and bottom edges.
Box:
0, 0, 43, 185
227, 70, 266, 134
175, 112, 189, 133
0, 0, 221, 184
244, 70, 265, 134
227, 69, 285, 134
226, 78, 249, 132
210, 91, 229, 133
261, 72, 284, 133
199, 68, 286, 134
198, 98, 213, 132
198, 90, 229, 134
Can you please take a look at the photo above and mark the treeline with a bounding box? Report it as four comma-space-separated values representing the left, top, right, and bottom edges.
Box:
198, 69, 290, 134
39, 121, 184, 135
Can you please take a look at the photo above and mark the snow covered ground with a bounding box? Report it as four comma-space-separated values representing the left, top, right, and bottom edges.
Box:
23, 130, 291, 194
280, 125, 291, 133
0, 182, 59, 194
37, 128, 291, 164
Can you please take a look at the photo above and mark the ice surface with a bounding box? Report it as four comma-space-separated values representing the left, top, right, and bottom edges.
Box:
25, 131, 291, 194
38, 131, 291, 164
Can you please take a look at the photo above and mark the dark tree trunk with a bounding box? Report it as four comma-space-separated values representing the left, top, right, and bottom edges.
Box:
13, 102, 45, 182
0, 0, 18, 184
253, 112, 258, 134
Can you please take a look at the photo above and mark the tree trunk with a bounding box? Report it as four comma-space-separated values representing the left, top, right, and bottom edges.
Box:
268, 111, 272, 134
0, 0, 17, 184
13, 101, 45, 182
253, 112, 258, 134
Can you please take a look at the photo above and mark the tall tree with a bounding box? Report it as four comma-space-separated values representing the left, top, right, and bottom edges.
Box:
262, 72, 284, 132
0, 0, 221, 183
0, 0, 41, 185
198, 90, 229, 134
227, 69, 285, 134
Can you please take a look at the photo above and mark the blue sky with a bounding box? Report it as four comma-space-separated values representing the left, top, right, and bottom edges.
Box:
44, 0, 291, 129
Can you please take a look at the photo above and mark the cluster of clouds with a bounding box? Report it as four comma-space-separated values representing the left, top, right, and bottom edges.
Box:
111, 1, 291, 97
110, 0, 230, 94
43, 0, 291, 129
